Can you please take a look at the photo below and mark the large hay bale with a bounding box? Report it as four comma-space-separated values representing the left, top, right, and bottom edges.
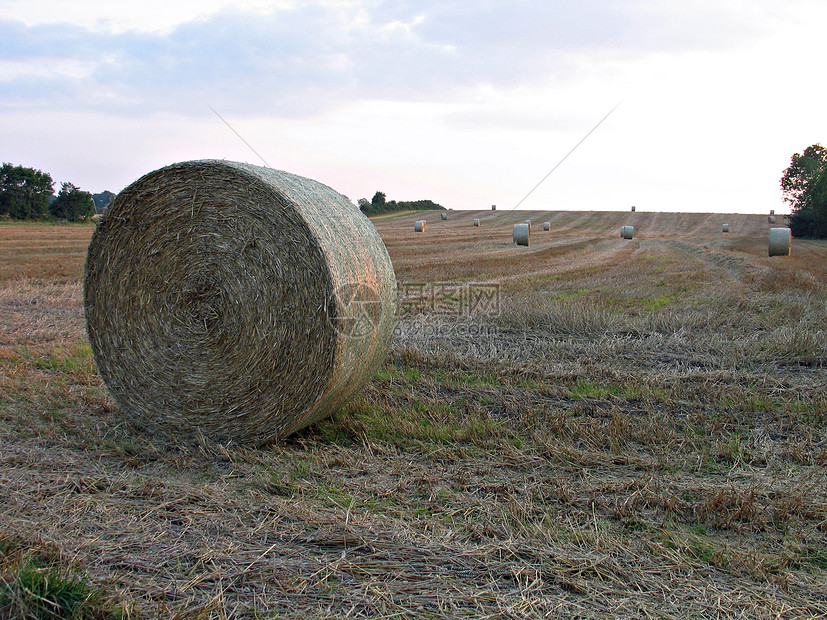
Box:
513, 223, 530, 246
768, 215, 776, 224
84, 160, 398, 446
441, 212, 448, 220
620, 225, 634, 239
722, 223, 729, 233
473, 218, 480, 226
543, 222, 550, 231
768, 227, 791, 256
524, 219, 532, 232
414, 220, 426, 232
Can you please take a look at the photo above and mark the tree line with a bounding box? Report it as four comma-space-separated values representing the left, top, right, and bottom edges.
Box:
780, 144, 827, 238
0, 163, 99, 222
357, 191, 447, 217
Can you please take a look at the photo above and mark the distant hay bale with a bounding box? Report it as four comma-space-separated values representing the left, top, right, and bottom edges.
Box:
620, 225, 634, 239
513, 223, 530, 246
722, 224, 729, 233
768, 215, 776, 224
414, 220, 426, 232
543, 222, 550, 231
631, 206, 636, 212
770, 209, 775, 215
524, 220, 532, 232
473, 218, 480, 226
441, 212, 447, 220
492, 204, 496, 211
84, 160, 398, 446
768, 227, 791, 256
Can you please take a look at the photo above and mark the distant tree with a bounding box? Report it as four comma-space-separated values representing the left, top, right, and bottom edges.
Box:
357, 191, 448, 217
371, 191, 387, 210
0, 163, 54, 219
49, 182, 94, 221
92, 190, 116, 215
780, 144, 827, 238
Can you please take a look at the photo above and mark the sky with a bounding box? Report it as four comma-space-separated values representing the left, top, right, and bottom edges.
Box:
2, 1, 826, 214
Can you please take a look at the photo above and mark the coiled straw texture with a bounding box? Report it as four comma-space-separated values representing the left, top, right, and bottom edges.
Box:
84, 160, 397, 445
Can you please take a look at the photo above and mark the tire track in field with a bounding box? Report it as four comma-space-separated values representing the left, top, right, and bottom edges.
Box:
661, 238, 771, 282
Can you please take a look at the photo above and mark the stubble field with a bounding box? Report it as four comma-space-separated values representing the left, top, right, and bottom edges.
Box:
1, 210, 825, 619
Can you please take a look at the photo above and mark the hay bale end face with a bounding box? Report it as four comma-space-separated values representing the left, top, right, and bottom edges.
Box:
543, 222, 550, 231
621, 225, 634, 239
722, 224, 729, 233
473, 218, 480, 226
513, 223, 530, 246
84, 160, 398, 446
768, 227, 792, 256
524, 220, 532, 232
414, 220, 426, 232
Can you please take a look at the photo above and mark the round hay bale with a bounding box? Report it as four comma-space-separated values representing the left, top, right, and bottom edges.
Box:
492, 204, 496, 211
768, 215, 776, 224
513, 223, 530, 246
524, 219, 532, 232
84, 160, 398, 446
768, 227, 791, 256
620, 225, 634, 239
770, 209, 775, 215
543, 221, 550, 231
441, 212, 448, 220
722, 223, 729, 233
414, 220, 426, 232
631, 205, 636, 212
473, 218, 480, 226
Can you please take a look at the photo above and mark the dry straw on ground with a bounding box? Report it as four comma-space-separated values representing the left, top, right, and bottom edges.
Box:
84, 160, 397, 446
513, 223, 530, 246
621, 225, 634, 239
768, 226, 792, 256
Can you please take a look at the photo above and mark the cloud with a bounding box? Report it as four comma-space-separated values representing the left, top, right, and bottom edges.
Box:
0, 1, 788, 119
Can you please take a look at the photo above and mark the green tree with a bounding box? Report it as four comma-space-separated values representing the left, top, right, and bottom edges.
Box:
49, 182, 94, 222
0, 163, 54, 219
371, 191, 387, 210
780, 144, 827, 238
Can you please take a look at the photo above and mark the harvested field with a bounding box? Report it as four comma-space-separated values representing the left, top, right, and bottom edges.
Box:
1, 211, 826, 619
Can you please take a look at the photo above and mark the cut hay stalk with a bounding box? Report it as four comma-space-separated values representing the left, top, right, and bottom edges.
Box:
722, 224, 729, 233
620, 225, 634, 240
414, 220, 426, 232
543, 222, 550, 231
84, 160, 398, 446
473, 218, 480, 227
768, 227, 791, 256
513, 223, 530, 246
